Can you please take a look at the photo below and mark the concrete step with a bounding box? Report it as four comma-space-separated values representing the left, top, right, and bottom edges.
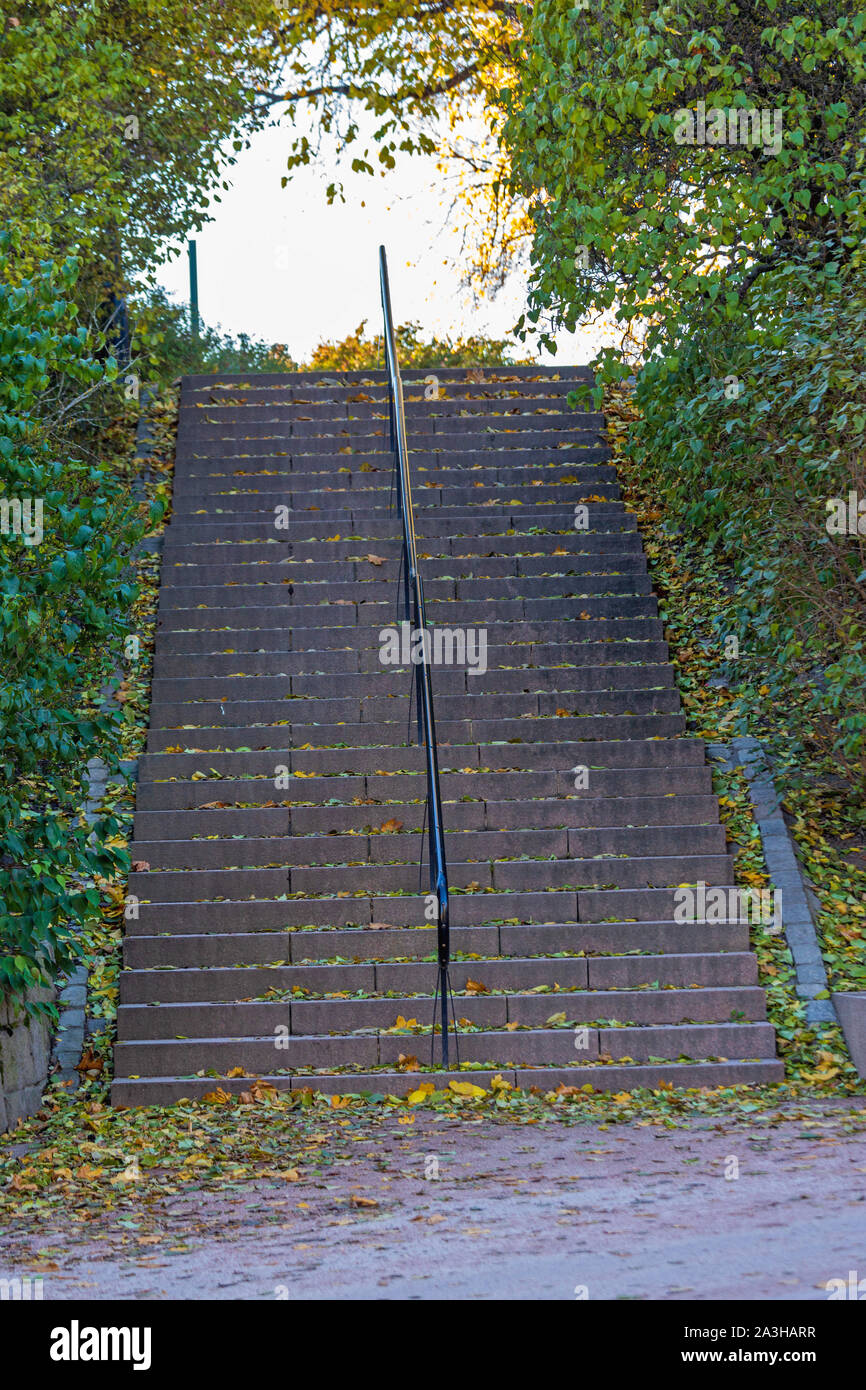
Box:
128, 823, 726, 871
134, 767, 712, 812
168, 484, 622, 516
112, 1058, 783, 1105
150, 655, 669, 690
128, 851, 736, 902
155, 573, 650, 609
117, 949, 758, 1005
118, 980, 762, 1037
158, 551, 649, 588
122, 883, 747, 934
120, 915, 751, 970
155, 593, 657, 626
146, 684, 680, 722
159, 534, 647, 563
113, 1021, 776, 1077
131, 792, 720, 842
178, 396, 601, 419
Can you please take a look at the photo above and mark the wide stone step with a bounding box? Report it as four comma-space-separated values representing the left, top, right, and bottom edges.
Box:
134, 767, 711, 812
169, 490, 623, 520
128, 823, 726, 872
183, 366, 594, 382
113, 1020, 776, 1078
111, 1057, 783, 1104
128, 852, 736, 902
175, 449, 614, 481
174, 487, 618, 515
152, 632, 666, 665
180, 433, 610, 458
122, 909, 744, 968
159, 534, 646, 564
146, 685, 679, 723
169, 461, 620, 497
179, 407, 595, 432
178, 408, 602, 427
119, 915, 750, 973
155, 620, 663, 651
154, 578, 650, 617
179, 390, 600, 412
160, 513, 636, 545
141, 733, 705, 771
117, 979, 763, 1037
151, 654, 669, 690
178, 402, 606, 425
177, 429, 607, 455
170, 492, 624, 521
117, 949, 757, 1004
145, 713, 685, 750
183, 366, 592, 385
147, 717, 686, 755
131, 792, 720, 842
123, 884, 752, 933
156, 575, 648, 609
156, 593, 656, 627
158, 550, 648, 586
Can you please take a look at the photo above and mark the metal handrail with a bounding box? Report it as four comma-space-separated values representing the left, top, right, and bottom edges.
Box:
378, 245, 455, 1070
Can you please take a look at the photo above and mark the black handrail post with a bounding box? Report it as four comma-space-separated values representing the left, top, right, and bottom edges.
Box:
378, 245, 455, 1072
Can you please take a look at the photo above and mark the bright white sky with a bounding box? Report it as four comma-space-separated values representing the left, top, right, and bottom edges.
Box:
155, 113, 601, 365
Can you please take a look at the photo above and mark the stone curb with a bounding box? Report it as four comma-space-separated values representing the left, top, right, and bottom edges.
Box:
708, 738, 835, 1027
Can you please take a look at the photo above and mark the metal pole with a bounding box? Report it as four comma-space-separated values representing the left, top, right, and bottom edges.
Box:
188, 240, 199, 340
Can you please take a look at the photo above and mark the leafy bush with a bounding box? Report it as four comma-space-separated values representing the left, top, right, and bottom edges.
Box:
0, 234, 160, 1012
131, 286, 298, 382
632, 254, 866, 783
504, 0, 866, 787
303, 319, 532, 370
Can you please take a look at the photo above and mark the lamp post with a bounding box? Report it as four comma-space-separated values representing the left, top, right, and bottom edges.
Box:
188, 240, 199, 342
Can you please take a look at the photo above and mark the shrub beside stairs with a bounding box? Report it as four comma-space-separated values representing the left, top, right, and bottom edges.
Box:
112, 366, 783, 1103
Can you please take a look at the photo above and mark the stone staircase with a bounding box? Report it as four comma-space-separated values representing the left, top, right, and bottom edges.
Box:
112, 366, 783, 1104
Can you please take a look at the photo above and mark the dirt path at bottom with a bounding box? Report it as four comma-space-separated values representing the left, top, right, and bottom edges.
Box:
2, 1106, 865, 1300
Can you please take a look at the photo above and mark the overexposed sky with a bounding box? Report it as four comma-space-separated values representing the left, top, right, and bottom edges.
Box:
155, 113, 599, 365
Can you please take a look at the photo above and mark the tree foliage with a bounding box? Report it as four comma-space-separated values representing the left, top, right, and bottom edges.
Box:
0, 0, 279, 308
504, 0, 866, 784
0, 234, 162, 1010
1, 2, 526, 306
301, 318, 531, 369
258, 1, 528, 292
0, 2, 531, 1012
506, 0, 865, 351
